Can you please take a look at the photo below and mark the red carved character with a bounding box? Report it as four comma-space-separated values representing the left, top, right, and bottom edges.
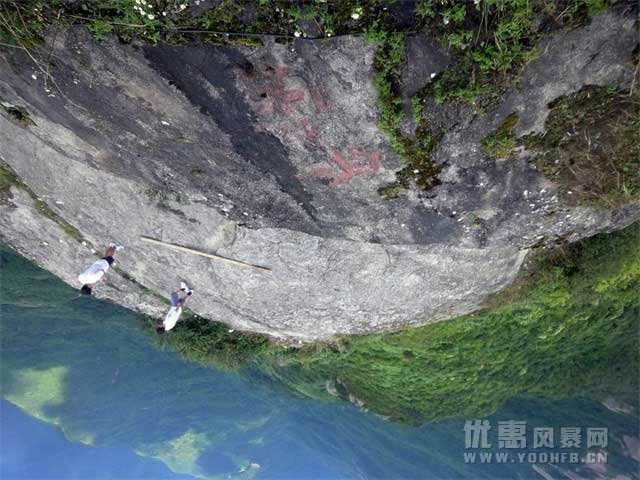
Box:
310, 147, 381, 185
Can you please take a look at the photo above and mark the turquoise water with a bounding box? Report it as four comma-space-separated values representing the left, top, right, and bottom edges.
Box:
1, 244, 638, 479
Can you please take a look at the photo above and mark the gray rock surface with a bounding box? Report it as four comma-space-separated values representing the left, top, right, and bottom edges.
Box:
0, 11, 638, 341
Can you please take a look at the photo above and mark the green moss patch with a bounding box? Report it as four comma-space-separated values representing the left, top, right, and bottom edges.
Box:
524, 86, 640, 207
482, 112, 519, 159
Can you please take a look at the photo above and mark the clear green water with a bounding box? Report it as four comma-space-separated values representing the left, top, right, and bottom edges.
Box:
1, 244, 638, 479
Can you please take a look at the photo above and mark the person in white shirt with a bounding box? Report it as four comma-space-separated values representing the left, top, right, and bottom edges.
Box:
157, 282, 194, 334
78, 243, 123, 295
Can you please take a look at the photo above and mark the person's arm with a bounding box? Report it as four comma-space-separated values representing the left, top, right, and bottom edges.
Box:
182, 290, 193, 305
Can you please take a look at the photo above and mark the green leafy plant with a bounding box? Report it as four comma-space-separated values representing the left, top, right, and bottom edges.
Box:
88, 18, 113, 41
442, 4, 467, 24
415, 0, 435, 20
447, 29, 472, 49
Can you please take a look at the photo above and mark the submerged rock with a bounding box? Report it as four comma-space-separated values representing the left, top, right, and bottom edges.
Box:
0, 11, 638, 341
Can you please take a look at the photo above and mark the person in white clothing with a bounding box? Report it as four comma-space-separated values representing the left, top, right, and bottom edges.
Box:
157, 282, 193, 334
78, 243, 123, 295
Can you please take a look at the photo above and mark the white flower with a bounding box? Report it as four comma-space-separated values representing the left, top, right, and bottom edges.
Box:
180, 3, 187, 10
294, 31, 301, 37
413, 169, 420, 174
327, 33, 332, 37
31, 73, 38, 80
351, 12, 361, 20
430, 72, 436, 79
443, 17, 450, 25
162, 11, 167, 16
147, 13, 155, 19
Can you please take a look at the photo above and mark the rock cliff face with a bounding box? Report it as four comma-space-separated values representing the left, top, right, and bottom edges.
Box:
0, 11, 638, 341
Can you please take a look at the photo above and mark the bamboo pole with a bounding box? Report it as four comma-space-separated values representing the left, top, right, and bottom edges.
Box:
140, 236, 271, 272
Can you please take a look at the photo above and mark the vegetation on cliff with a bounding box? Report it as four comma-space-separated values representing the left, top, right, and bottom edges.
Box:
525, 86, 640, 207
482, 86, 640, 207
419, 0, 620, 108
257, 222, 640, 424
149, 315, 271, 370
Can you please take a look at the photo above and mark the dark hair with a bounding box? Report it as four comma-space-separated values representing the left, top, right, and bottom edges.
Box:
156, 326, 166, 335
103, 256, 115, 266
80, 285, 93, 295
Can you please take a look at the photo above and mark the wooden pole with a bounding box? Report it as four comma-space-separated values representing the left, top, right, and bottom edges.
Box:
140, 236, 271, 272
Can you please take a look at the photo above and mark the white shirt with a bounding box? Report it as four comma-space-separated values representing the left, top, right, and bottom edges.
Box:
164, 306, 182, 331
78, 259, 110, 285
